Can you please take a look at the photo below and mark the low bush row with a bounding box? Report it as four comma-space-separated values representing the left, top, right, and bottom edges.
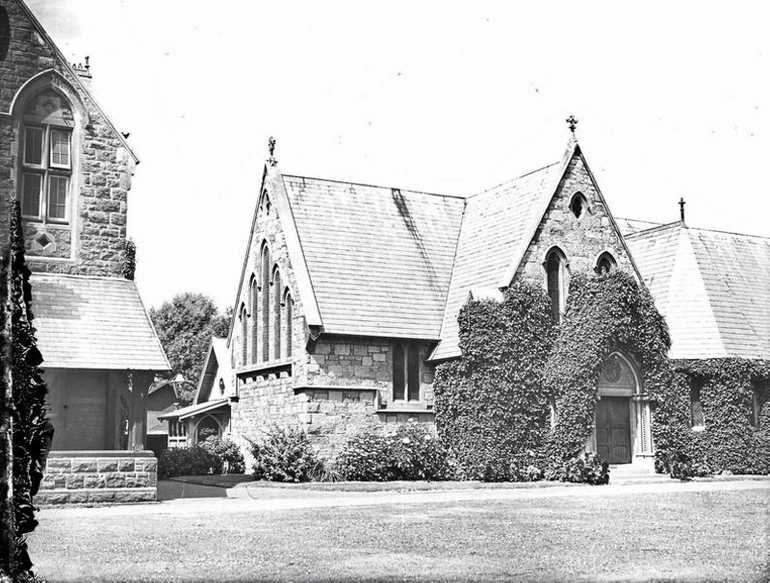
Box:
246, 424, 610, 485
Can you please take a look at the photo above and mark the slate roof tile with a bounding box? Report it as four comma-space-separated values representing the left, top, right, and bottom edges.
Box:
283, 176, 465, 339
626, 224, 769, 359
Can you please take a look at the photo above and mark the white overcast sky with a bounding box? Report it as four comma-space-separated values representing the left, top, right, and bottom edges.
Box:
26, 0, 770, 310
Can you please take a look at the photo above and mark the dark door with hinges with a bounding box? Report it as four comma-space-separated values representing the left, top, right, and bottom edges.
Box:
596, 397, 631, 463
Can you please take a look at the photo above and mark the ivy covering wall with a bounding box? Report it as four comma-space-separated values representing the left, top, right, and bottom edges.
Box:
652, 359, 770, 475
542, 272, 672, 461
434, 281, 555, 480
435, 271, 673, 479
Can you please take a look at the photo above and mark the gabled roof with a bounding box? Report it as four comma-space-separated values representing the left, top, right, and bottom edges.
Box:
30, 273, 170, 370
12, 1, 139, 162
194, 337, 233, 403
431, 162, 563, 360
282, 174, 466, 339
626, 223, 770, 360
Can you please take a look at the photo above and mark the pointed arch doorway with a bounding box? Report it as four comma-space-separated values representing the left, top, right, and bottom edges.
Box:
591, 352, 653, 466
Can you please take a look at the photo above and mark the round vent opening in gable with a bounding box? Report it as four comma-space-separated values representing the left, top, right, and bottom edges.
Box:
569, 192, 588, 219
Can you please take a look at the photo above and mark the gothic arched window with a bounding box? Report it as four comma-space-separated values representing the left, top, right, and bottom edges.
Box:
284, 290, 293, 358
240, 305, 248, 366
545, 247, 568, 323
595, 251, 617, 275
273, 267, 282, 360
260, 244, 270, 362
249, 276, 258, 363
20, 89, 74, 223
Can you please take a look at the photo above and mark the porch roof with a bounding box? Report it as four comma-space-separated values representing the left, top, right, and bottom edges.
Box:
30, 273, 170, 371
158, 398, 229, 421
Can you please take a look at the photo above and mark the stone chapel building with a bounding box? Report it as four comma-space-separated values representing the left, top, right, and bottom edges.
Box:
1, 0, 168, 502
168, 131, 767, 469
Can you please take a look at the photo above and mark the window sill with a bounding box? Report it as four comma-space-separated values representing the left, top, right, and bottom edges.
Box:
294, 385, 380, 394
236, 358, 293, 381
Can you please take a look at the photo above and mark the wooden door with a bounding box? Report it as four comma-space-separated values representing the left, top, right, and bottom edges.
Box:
596, 397, 631, 463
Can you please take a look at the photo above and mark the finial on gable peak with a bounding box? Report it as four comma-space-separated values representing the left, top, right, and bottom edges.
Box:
268, 136, 277, 166
565, 115, 578, 140
679, 197, 686, 223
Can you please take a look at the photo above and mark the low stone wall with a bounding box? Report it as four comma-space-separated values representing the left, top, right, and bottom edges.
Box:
36, 450, 157, 505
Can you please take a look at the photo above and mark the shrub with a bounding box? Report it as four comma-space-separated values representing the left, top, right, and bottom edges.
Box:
545, 452, 609, 485
158, 446, 221, 479
335, 423, 454, 481
200, 436, 245, 474
248, 426, 321, 483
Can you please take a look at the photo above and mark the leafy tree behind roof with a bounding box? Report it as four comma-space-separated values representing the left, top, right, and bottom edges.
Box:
150, 293, 231, 387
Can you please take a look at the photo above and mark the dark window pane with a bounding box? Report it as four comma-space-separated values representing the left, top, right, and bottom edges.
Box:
250, 280, 258, 363
407, 345, 420, 401
261, 247, 270, 362
47, 175, 68, 219
24, 126, 44, 165
22, 173, 42, 217
393, 344, 405, 401
690, 382, 704, 427
273, 270, 282, 359
285, 294, 293, 358
547, 252, 561, 322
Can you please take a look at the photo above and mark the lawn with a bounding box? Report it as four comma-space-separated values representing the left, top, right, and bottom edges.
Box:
28, 484, 770, 582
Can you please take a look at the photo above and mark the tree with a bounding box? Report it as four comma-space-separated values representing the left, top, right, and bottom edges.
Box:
150, 293, 231, 387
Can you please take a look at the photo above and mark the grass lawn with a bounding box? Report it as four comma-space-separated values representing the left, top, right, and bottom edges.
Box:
29, 485, 769, 582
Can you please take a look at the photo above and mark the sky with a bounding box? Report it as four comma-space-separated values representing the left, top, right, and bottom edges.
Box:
26, 0, 770, 311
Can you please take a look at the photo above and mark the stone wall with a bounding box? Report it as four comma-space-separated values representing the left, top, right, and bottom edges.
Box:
0, 0, 135, 277
517, 154, 635, 281
36, 451, 157, 505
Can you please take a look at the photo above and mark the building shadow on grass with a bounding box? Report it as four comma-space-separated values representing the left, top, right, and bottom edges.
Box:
157, 479, 230, 501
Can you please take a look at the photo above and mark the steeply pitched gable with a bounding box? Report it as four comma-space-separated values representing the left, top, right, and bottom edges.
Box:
432, 141, 642, 361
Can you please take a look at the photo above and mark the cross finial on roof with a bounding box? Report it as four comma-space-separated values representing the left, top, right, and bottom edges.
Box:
566, 115, 578, 138
679, 197, 686, 223
268, 136, 277, 166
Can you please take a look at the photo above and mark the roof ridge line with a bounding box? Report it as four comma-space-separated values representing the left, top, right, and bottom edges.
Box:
280, 173, 465, 200
467, 161, 561, 199
624, 221, 682, 238
30, 272, 132, 282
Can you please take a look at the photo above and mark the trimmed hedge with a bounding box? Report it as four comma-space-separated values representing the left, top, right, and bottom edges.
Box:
335, 422, 454, 481
434, 280, 555, 480
158, 446, 222, 479
543, 271, 672, 462
652, 359, 770, 476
